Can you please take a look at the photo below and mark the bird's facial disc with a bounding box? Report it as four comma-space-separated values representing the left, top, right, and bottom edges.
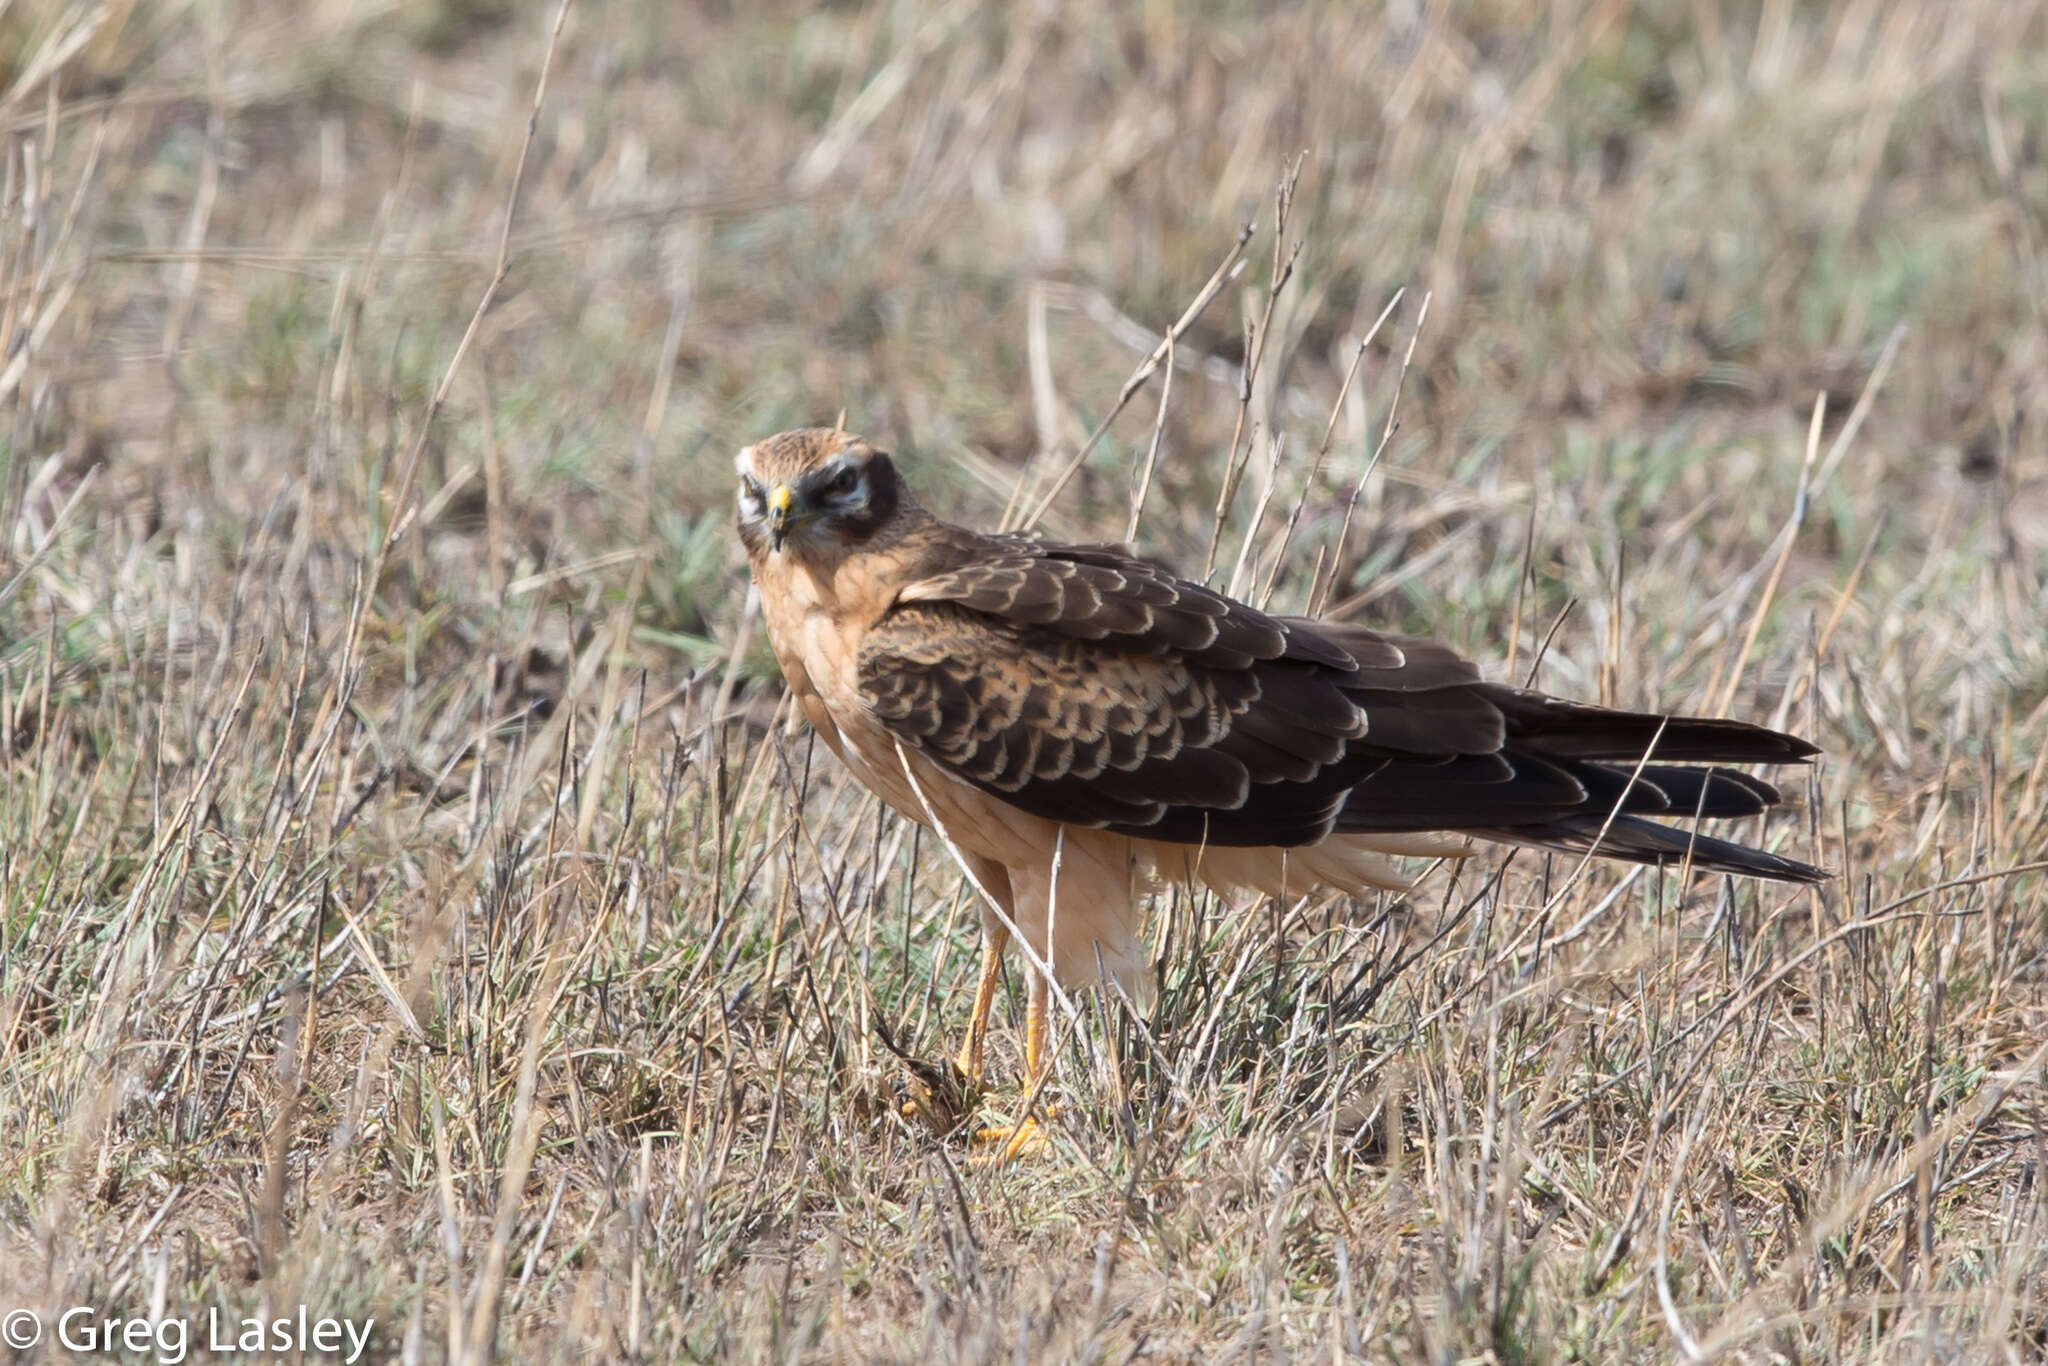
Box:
736, 441, 873, 554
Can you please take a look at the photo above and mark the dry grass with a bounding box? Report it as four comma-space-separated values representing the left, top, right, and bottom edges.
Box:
2, 0, 2046, 1360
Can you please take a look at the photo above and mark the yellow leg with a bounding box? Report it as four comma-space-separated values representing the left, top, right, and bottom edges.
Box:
975, 965, 1054, 1163
954, 922, 1009, 1086
1022, 964, 1047, 1079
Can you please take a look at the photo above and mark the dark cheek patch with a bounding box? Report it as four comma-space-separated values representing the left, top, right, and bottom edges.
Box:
831, 459, 900, 542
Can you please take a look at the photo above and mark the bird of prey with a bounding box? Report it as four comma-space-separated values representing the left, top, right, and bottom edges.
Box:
734, 427, 1824, 1157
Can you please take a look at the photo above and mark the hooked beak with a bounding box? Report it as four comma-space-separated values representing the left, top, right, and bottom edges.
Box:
766, 484, 793, 551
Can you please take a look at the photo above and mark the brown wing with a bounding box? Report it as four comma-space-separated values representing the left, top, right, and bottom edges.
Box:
861, 536, 1825, 881
858, 598, 1364, 834
896, 539, 1368, 671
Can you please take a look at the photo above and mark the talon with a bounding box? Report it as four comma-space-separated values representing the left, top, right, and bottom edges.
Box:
970, 1101, 1063, 1164
972, 1114, 1051, 1164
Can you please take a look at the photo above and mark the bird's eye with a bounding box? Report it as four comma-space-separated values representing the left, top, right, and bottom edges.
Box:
739, 477, 764, 508
829, 466, 861, 496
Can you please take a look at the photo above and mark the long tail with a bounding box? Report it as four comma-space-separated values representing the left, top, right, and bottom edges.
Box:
1472, 690, 1826, 882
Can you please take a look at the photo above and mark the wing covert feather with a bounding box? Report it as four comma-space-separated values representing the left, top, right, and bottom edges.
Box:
900, 547, 1359, 671
859, 601, 1273, 827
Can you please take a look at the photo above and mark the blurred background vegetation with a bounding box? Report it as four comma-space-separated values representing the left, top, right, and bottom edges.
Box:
7, 0, 2039, 679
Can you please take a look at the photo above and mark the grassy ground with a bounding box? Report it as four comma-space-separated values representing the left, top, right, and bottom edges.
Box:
2, 0, 2045, 1360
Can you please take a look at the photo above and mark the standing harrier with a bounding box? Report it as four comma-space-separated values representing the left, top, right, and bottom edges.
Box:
735, 428, 1824, 1157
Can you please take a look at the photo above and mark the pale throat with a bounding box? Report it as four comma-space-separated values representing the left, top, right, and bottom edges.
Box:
759, 543, 897, 633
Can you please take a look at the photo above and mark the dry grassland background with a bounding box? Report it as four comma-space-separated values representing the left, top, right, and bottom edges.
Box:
3, 0, 2047, 1360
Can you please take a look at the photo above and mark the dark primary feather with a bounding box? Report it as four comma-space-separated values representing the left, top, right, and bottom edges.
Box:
860, 532, 1827, 884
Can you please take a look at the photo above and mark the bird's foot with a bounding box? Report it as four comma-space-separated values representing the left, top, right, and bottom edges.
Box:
970, 1103, 1063, 1165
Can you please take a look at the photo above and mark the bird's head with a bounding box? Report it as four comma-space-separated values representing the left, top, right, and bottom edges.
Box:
734, 428, 902, 559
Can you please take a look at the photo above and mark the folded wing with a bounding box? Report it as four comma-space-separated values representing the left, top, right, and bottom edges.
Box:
860, 540, 1825, 882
